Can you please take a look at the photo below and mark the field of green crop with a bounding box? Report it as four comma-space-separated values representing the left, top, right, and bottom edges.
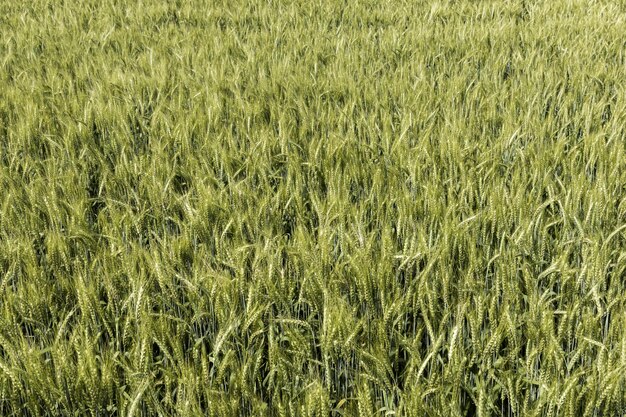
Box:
1, 0, 626, 415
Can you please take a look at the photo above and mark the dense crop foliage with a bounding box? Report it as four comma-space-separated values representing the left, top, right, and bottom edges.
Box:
1, 0, 626, 415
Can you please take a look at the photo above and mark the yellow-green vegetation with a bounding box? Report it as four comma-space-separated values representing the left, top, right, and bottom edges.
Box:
1, 0, 626, 416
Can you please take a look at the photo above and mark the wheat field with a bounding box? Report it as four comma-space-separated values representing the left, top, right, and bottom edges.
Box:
1, 0, 626, 416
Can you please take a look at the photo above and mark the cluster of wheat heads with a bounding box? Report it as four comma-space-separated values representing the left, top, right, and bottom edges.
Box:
1, 0, 626, 415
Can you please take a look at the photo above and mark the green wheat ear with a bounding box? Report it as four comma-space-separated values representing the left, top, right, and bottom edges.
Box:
1, 0, 626, 415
